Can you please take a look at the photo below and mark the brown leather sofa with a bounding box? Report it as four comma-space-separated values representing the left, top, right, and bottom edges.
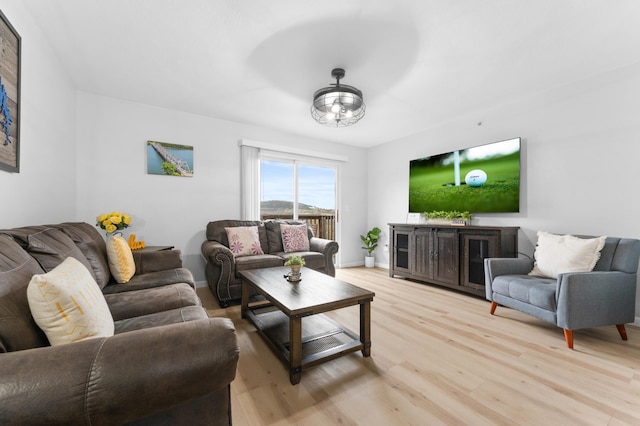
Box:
0, 222, 239, 425
202, 219, 339, 307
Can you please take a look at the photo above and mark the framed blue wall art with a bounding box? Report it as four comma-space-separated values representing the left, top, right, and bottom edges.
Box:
0, 10, 20, 173
146, 141, 194, 177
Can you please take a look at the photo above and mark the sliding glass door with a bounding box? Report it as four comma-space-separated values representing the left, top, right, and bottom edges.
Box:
260, 159, 295, 219
260, 157, 337, 240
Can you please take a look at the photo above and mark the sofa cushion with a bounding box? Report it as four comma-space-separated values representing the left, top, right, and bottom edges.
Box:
113, 305, 209, 334
102, 268, 195, 294
280, 223, 310, 253
492, 274, 557, 312
265, 221, 285, 253
529, 231, 606, 278
27, 257, 115, 346
55, 222, 111, 289
224, 226, 264, 257
234, 254, 284, 274
265, 220, 313, 254
279, 251, 325, 271
3, 226, 97, 280
0, 234, 49, 352
106, 236, 136, 283
104, 283, 201, 321
206, 220, 267, 252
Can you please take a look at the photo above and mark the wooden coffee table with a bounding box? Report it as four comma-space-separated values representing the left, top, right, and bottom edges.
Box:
240, 266, 375, 385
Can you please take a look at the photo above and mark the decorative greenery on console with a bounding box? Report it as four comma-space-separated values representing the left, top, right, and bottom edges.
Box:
423, 210, 472, 220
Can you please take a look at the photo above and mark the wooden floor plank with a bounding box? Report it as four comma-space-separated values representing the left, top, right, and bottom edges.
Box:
202, 267, 640, 425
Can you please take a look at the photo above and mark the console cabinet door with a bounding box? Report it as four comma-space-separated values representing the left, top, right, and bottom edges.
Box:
390, 227, 412, 277
413, 228, 433, 279
432, 229, 458, 285
461, 233, 500, 290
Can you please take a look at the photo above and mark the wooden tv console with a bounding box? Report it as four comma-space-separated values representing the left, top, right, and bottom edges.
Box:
388, 224, 519, 297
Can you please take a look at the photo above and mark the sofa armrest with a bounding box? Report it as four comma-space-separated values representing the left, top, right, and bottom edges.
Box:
484, 257, 534, 300
556, 271, 637, 330
200, 240, 235, 265
0, 318, 239, 425
132, 249, 183, 274
201, 241, 235, 272
201, 240, 237, 297
309, 237, 339, 277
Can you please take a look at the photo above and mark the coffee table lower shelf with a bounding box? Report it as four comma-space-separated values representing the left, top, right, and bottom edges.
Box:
246, 304, 364, 383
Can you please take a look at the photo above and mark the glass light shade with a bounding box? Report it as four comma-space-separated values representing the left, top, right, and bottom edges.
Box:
311, 83, 365, 127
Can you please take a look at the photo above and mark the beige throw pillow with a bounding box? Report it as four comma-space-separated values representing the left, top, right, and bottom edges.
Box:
224, 226, 264, 257
27, 257, 114, 346
529, 231, 606, 278
106, 236, 136, 283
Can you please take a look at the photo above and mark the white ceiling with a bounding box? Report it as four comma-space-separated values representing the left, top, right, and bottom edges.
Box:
22, 0, 640, 147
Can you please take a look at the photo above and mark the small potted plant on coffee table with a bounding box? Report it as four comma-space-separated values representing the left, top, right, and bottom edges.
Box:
284, 255, 305, 282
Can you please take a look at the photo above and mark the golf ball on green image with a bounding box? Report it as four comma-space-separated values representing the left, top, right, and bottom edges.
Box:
465, 169, 487, 187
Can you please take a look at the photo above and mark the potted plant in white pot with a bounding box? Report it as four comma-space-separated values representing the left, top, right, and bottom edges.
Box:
360, 227, 382, 268
284, 254, 305, 282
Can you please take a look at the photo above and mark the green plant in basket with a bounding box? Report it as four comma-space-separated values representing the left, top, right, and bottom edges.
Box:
423, 210, 472, 220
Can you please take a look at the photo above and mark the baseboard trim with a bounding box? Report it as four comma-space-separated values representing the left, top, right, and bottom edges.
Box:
338, 262, 391, 269
339, 261, 365, 268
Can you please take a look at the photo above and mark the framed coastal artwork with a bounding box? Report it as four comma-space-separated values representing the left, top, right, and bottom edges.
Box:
146, 141, 194, 177
0, 11, 21, 173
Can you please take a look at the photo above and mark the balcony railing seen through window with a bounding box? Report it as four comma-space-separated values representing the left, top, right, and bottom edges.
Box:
260, 214, 335, 241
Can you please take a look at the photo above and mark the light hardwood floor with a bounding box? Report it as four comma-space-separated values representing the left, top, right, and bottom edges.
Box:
202, 267, 640, 425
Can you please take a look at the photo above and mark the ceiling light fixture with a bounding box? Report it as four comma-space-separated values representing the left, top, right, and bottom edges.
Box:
311, 68, 365, 127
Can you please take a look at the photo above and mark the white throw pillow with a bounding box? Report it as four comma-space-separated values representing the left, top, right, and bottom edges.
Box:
27, 257, 114, 346
106, 235, 136, 283
529, 231, 606, 278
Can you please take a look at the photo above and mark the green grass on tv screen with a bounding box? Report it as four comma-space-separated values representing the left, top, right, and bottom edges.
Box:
409, 152, 520, 213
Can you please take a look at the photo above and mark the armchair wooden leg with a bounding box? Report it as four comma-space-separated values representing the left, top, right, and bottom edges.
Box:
490, 301, 497, 315
616, 324, 628, 341
564, 329, 574, 349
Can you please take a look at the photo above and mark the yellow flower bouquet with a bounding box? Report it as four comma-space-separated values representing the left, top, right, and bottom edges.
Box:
96, 211, 132, 234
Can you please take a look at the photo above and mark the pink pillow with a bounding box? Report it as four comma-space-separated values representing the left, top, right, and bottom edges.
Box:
224, 226, 264, 257
281, 224, 310, 253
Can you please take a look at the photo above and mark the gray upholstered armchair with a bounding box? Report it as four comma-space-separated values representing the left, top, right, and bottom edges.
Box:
485, 235, 640, 349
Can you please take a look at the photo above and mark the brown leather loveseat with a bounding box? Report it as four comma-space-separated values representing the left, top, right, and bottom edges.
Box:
0, 222, 239, 425
202, 219, 339, 307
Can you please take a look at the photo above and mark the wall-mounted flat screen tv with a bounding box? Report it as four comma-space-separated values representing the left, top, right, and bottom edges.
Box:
409, 137, 521, 213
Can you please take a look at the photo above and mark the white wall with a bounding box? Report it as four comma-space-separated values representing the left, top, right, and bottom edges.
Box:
368, 61, 640, 322
75, 92, 368, 284
0, 2, 77, 226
